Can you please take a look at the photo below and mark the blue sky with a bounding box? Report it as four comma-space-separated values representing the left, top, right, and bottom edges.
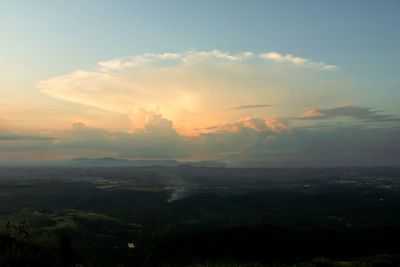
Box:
0, 1, 399, 165
2, 1, 399, 75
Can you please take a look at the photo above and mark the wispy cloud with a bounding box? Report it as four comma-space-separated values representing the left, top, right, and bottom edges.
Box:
228, 104, 272, 110
259, 51, 337, 71
301, 105, 398, 122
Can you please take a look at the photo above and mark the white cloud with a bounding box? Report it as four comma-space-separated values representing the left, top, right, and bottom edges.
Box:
97, 50, 254, 72
259, 51, 337, 71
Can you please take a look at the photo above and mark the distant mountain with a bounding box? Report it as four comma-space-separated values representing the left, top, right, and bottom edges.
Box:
67, 157, 226, 168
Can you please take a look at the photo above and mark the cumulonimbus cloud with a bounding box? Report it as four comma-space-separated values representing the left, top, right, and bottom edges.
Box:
37, 50, 340, 134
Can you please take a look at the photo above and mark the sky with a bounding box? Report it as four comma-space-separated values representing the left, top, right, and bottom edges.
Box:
0, 0, 399, 166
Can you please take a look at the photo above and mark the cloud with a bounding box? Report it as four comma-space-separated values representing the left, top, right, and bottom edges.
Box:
0, 116, 289, 160
259, 51, 337, 71
201, 117, 289, 133
192, 120, 400, 167
96, 50, 255, 72
301, 105, 399, 122
54, 113, 188, 158
228, 104, 272, 110
37, 49, 342, 134
0, 120, 399, 167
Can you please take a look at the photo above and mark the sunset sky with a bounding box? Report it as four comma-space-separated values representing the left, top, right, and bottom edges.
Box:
0, 0, 399, 166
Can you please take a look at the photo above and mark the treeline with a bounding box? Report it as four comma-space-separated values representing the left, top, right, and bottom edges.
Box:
2, 223, 400, 266
144, 224, 400, 266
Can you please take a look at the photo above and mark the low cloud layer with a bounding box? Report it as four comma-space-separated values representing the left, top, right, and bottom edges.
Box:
0, 120, 398, 167
0, 106, 398, 166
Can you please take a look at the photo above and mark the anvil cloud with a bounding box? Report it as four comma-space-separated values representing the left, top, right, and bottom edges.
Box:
37, 50, 343, 135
